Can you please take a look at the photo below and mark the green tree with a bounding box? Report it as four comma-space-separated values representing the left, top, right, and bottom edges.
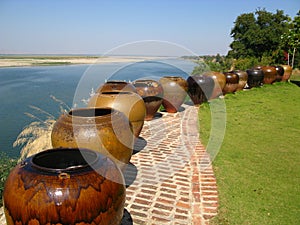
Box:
228, 9, 290, 60
280, 10, 300, 68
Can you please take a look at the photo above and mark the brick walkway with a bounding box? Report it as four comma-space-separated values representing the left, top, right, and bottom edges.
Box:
0, 104, 218, 225
122, 104, 218, 225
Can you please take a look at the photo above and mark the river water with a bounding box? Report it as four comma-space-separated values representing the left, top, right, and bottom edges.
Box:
0, 58, 197, 158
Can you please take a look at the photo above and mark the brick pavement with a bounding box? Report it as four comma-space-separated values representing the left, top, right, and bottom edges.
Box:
123, 103, 219, 225
0, 104, 218, 225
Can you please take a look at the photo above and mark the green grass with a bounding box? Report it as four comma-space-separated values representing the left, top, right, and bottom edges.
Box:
199, 82, 300, 225
0, 152, 17, 207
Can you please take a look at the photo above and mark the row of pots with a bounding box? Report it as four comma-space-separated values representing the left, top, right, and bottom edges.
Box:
3, 64, 293, 224
2, 76, 189, 225
188, 64, 293, 105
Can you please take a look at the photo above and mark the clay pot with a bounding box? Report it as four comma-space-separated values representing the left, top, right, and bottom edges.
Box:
231, 70, 248, 91
96, 80, 137, 93
3, 148, 125, 225
186, 75, 215, 105
51, 108, 133, 170
246, 69, 264, 88
260, 66, 277, 84
159, 76, 188, 113
222, 72, 239, 94
281, 64, 293, 81
132, 79, 164, 121
203, 71, 226, 99
274, 65, 284, 82
88, 92, 146, 137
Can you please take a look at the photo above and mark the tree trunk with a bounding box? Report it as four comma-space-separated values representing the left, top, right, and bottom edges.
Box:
291, 47, 296, 68
288, 52, 290, 66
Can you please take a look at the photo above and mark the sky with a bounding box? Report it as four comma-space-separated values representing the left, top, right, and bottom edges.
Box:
0, 0, 299, 56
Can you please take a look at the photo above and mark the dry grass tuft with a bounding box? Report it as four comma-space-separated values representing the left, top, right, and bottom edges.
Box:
13, 96, 70, 161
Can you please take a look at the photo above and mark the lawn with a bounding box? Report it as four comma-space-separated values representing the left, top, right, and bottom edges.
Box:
199, 82, 300, 225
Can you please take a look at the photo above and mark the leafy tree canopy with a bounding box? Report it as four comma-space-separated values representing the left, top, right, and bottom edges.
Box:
228, 9, 290, 60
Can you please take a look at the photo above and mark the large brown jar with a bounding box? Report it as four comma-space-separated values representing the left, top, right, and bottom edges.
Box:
88, 92, 146, 137
96, 80, 137, 93
260, 66, 277, 84
281, 64, 293, 81
132, 79, 164, 121
203, 71, 226, 99
51, 108, 133, 170
3, 148, 126, 225
246, 69, 264, 88
274, 65, 284, 82
159, 76, 188, 113
231, 70, 248, 91
186, 74, 215, 105
222, 72, 239, 94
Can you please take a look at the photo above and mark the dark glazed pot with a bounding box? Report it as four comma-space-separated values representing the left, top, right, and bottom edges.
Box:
187, 75, 215, 105
274, 65, 284, 82
88, 92, 146, 137
132, 79, 164, 121
51, 108, 133, 170
159, 76, 188, 113
246, 69, 264, 88
260, 66, 277, 84
281, 64, 293, 81
222, 72, 239, 94
96, 80, 137, 93
231, 70, 248, 91
3, 148, 125, 225
203, 71, 226, 99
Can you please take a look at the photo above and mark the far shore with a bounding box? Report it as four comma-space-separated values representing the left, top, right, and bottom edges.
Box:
0, 55, 168, 68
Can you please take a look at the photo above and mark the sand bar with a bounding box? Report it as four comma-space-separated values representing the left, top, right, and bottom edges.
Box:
0, 56, 164, 67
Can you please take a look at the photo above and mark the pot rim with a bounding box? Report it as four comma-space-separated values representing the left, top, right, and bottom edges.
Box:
105, 80, 129, 84
68, 107, 114, 118
30, 148, 99, 173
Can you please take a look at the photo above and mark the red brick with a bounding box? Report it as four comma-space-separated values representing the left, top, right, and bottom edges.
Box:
176, 201, 190, 209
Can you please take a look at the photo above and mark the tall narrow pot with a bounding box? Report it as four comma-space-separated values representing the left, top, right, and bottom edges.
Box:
159, 76, 188, 113
3, 148, 126, 225
51, 108, 133, 170
132, 79, 164, 120
88, 92, 146, 137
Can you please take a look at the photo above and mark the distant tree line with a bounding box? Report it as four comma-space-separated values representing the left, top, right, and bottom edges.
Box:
190, 9, 300, 73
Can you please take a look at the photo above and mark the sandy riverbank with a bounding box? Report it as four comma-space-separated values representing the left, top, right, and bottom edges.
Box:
0, 56, 164, 67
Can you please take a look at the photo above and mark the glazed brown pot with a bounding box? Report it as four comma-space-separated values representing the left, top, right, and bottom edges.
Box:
88, 92, 146, 137
159, 76, 188, 113
186, 75, 215, 105
132, 79, 164, 121
274, 65, 284, 82
260, 66, 277, 84
231, 70, 248, 91
246, 69, 264, 88
3, 148, 126, 225
222, 72, 239, 94
281, 64, 293, 81
96, 80, 137, 93
203, 71, 226, 99
51, 108, 133, 170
